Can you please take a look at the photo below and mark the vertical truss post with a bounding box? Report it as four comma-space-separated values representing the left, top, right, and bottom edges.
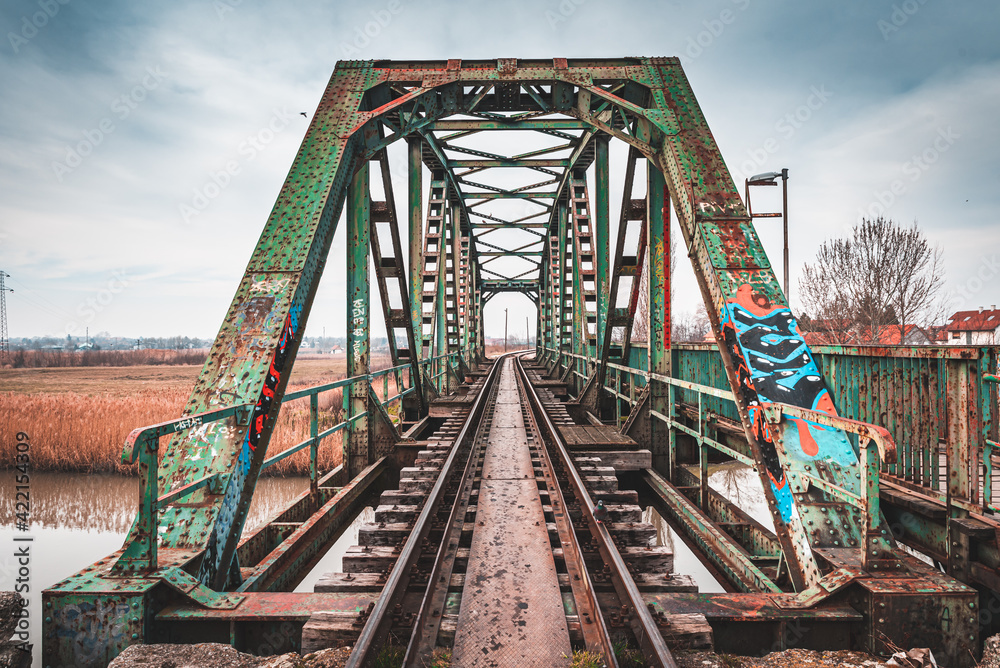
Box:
569, 172, 597, 394
596, 148, 642, 394
537, 256, 546, 359
420, 175, 448, 393
946, 359, 973, 581
459, 234, 472, 365
476, 279, 485, 362
449, 203, 466, 376
595, 136, 610, 357
408, 138, 424, 364
555, 201, 570, 376
542, 239, 556, 364
112, 434, 158, 573
549, 227, 561, 366
647, 165, 671, 474
570, 206, 587, 394
435, 225, 448, 392
309, 393, 319, 499
346, 163, 371, 480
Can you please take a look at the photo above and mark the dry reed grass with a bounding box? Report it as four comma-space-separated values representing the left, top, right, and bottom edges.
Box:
0, 355, 398, 476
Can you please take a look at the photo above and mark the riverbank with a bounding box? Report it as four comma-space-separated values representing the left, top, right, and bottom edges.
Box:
104, 642, 905, 668
0, 357, 391, 475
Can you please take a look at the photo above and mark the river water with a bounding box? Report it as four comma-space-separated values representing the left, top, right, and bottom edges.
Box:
0, 471, 372, 665
0, 464, 769, 665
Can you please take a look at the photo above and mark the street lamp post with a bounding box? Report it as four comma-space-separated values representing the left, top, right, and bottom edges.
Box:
745, 169, 790, 300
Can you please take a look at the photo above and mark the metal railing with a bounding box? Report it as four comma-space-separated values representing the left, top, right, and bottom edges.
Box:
539, 345, 893, 528
540, 342, 1000, 521
118, 362, 417, 572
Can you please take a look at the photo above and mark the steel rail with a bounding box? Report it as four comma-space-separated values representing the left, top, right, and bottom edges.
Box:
401, 355, 508, 666
514, 356, 679, 668
512, 354, 620, 667
345, 353, 509, 667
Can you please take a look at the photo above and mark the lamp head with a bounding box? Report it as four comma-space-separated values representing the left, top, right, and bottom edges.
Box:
748, 171, 782, 186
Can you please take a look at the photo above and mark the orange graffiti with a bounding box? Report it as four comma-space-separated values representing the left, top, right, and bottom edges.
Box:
732, 284, 780, 318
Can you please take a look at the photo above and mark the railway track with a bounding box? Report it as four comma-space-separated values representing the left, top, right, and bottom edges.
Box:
309, 354, 689, 667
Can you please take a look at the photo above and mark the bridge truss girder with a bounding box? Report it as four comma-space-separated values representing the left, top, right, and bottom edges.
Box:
42, 58, 981, 668
121, 54, 923, 592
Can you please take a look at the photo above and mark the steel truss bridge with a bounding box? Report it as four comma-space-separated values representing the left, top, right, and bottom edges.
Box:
44, 58, 999, 668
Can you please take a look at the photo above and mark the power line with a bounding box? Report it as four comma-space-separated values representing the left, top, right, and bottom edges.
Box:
0, 271, 12, 363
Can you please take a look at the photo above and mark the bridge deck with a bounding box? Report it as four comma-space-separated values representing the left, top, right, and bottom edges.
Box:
451, 358, 572, 667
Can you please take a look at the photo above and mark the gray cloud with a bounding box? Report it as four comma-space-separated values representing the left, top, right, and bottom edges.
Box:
0, 0, 998, 339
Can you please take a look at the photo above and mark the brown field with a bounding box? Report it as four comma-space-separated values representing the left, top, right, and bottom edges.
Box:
0, 355, 395, 476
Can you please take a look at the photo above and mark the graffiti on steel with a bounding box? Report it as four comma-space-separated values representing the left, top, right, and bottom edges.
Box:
721, 285, 857, 522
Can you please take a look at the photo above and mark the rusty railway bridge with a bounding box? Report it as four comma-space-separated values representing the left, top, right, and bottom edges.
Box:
44, 58, 1000, 667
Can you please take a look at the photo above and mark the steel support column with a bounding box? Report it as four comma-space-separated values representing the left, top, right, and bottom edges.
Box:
408, 138, 424, 364
647, 165, 671, 473
595, 136, 610, 356
556, 201, 570, 376
436, 208, 449, 392
346, 163, 371, 480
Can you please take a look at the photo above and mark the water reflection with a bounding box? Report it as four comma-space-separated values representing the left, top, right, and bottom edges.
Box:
295, 506, 375, 593
639, 462, 773, 595
642, 506, 726, 594
0, 471, 312, 666
707, 462, 773, 531
0, 471, 310, 534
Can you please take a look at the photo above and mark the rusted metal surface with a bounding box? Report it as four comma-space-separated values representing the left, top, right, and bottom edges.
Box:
516, 357, 677, 668
236, 458, 387, 593
642, 469, 781, 594
347, 356, 504, 667
403, 366, 498, 665
517, 361, 623, 661
451, 359, 573, 666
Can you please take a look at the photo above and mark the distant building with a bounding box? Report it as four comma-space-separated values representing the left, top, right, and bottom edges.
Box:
942, 307, 1000, 345
874, 324, 932, 345
797, 319, 934, 346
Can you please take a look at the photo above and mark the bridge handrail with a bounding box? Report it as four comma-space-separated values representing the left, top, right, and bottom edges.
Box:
539, 344, 895, 523
119, 362, 418, 572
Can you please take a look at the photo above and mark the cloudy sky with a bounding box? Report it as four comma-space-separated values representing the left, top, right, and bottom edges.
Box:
1, 0, 998, 342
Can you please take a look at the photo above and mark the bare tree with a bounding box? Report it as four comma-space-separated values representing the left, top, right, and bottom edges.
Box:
672, 305, 710, 342
799, 217, 945, 344
632, 234, 677, 343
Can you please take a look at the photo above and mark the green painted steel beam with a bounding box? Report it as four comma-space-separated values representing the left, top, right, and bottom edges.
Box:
463, 191, 559, 200
408, 138, 424, 362
449, 159, 569, 168
50, 58, 971, 667
427, 119, 590, 131
346, 163, 371, 480
595, 136, 610, 355
647, 165, 671, 474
